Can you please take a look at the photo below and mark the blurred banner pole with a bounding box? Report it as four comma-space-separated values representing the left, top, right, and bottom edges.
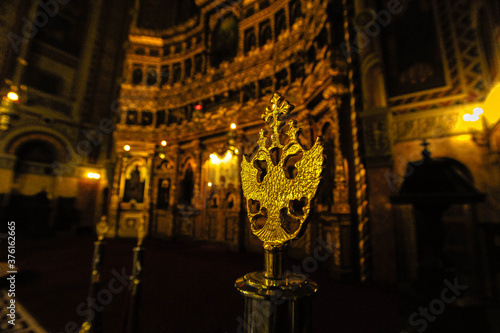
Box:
80, 216, 109, 333
122, 216, 146, 333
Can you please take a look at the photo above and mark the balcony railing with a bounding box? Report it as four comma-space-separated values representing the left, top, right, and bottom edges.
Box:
24, 87, 73, 116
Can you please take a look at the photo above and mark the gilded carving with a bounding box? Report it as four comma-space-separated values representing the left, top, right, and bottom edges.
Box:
116, 0, 345, 255
119, 0, 330, 132
241, 93, 324, 246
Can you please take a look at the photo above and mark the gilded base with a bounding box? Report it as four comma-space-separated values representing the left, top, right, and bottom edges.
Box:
235, 271, 318, 300
235, 272, 317, 333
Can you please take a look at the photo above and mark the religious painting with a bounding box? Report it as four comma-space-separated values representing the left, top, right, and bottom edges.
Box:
378, 0, 446, 97
210, 14, 239, 67
179, 163, 194, 205
157, 178, 171, 209
123, 163, 147, 203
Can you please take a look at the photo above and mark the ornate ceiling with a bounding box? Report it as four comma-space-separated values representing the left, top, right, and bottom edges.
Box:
137, 0, 200, 30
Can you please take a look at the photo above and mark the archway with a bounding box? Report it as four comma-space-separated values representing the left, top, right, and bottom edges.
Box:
14, 139, 58, 175
179, 162, 194, 205
7, 139, 61, 236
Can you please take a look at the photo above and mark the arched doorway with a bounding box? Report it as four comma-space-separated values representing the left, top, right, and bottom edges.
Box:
14, 139, 57, 175
175, 159, 197, 237
6, 139, 60, 236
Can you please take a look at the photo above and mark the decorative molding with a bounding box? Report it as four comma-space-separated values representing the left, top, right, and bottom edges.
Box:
392, 107, 461, 142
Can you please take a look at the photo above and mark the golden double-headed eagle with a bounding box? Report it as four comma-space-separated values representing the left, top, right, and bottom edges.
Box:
241, 93, 324, 247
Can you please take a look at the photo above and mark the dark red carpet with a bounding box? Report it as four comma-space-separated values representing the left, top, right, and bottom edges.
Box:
13, 234, 400, 332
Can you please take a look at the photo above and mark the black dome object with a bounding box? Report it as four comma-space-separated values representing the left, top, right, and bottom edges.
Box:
391, 143, 486, 205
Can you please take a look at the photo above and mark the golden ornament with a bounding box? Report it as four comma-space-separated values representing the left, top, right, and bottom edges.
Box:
241, 93, 324, 247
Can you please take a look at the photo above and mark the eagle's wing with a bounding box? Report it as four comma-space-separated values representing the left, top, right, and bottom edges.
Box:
240, 149, 270, 202
290, 138, 324, 202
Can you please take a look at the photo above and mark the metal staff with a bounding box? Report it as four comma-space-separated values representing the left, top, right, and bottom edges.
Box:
122, 218, 146, 333
80, 216, 109, 333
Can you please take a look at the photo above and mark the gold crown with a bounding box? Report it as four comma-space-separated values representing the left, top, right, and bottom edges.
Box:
241, 93, 324, 247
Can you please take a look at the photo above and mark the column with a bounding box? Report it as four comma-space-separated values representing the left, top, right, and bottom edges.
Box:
170, 144, 180, 236
356, 0, 394, 284
193, 140, 203, 238
146, 153, 155, 235
236, 130, 246, 252
73, 0, 104, 120
255, 25, 260, 50
109, 151, 128, 237
238, 27, 245, 56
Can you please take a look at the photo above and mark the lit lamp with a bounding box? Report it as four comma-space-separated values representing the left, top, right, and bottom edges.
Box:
209, 151, 233, 165
208, 123, 238, 165
228, 123, 237, 152
7, 92, 19, 102
158, 140, 167, 159
0, 89, 20, 131
191, 103, 203, 126
87, 172, 101, 180
194, 103, 203, 115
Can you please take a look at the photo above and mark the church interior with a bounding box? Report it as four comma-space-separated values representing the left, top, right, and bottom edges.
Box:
1, 0, 500, 332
